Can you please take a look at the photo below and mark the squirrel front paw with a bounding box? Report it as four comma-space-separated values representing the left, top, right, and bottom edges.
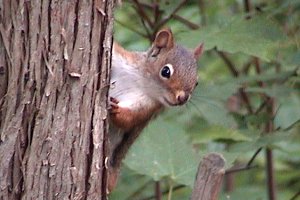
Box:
109, 97, 121, 114
109, 97, 135, 130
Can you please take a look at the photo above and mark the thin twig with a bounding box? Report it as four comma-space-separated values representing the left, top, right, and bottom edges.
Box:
241, 59, 253, 74
253, 46, 277, 200
217, 50, 239, 76
227, 147, 265, 179
254, 57, 265, 88
239, 88, 254, 114
115, 19, 148, 38
247, 147, 263, 166
244, 0, 251, 13
173, 14, 200, 30
244, 0, 252, 19
254, 97, 270, 114
139, 17, 153, 41
137, 2, 201, 30
131, 0, 153, 40
132, 0, 154, 28
138, 2, 154, 10
167, 184, 173, 200
290, 191, 300, 200
153, 2, 160, 24
141, 185, 185, 200
155, 181, 162, 200
198, 0, 207, 25
155, 0, 188, 31
225, 164, 258, 174
225, 147, 262, 175
266, 148, 276, 200
216, 49, 254, 114
278, 66, 299, 84
265, 99, 277, 200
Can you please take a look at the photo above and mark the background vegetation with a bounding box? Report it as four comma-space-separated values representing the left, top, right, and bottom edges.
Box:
110, 0, 300, 199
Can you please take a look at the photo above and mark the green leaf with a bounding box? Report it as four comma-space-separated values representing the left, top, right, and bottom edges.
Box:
245, 86, 297, 99
220, 186, 266, 200
180, 15, 287, 62
200, 102, 236, 128
124, 117, 200, 187
159, 0, 183, 16
229, 131, 295, 153
195, 81, 240, 101
275, 94, 300, 129
190, 126, 253, 143
235, 70, 296, 83
191, 98, 237, 128
276, 137, 300, 163
189, 81, 238, 128
245, 113, 272, 126
109, 168, 152, 199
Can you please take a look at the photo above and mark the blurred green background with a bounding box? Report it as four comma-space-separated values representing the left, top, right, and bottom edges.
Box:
110, 0, 300, 199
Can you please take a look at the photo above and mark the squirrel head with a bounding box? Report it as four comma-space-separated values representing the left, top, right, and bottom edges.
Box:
145, 28, 204, 107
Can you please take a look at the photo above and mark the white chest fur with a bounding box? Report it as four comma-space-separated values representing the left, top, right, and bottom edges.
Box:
109, 51, 157, 111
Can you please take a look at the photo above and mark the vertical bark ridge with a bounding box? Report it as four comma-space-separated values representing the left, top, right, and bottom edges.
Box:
0, 0, 114, 199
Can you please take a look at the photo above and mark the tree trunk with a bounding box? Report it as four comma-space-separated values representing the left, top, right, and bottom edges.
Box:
0, 0, 114, 199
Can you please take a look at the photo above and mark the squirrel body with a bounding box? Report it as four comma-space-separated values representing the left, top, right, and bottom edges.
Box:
110, 43, 161, 118
108, 28, 204, 192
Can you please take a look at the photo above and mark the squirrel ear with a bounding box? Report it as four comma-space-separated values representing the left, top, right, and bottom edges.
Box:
153, 28, 174, 49
194, 43, 204, 60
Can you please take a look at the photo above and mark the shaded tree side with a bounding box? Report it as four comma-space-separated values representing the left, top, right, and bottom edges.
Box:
0, 0, 114, 199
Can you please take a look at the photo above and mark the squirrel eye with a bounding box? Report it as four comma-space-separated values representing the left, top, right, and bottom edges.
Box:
160, 64, 174, 79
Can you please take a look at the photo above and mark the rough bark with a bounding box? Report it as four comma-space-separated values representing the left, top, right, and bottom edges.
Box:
0, 0, 114, 199
191, 153, 225, 200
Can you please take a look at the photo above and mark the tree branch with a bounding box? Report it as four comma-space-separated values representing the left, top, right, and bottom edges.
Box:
247, 147, 263, 167
132, 0, 154, 28
225, 164, 258, 174
216, 50, 254, 114
290, 191, 300, 200
191, 153, 225, 200
216, 50, 239, 76
115, 19, 148, 38
244, 0, 251, 13
155, 181, 162, 200
155, 0, 188, 31
173, 14, 200, 30
225, 147, 262, 175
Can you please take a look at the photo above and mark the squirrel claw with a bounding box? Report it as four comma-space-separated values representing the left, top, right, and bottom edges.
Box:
110, 97, 119, 104
109, 97, 120, 114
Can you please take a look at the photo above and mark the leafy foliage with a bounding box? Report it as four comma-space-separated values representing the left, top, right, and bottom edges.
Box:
111, 0, 300, 199
180, 15, 287, 62
125, 116, 199, 186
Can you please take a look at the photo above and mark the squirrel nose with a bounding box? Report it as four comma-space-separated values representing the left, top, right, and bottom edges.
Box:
176, 92, 190, 105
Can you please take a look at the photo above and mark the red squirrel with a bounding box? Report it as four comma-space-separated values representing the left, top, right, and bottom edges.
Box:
108, 28, 204, 192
